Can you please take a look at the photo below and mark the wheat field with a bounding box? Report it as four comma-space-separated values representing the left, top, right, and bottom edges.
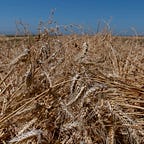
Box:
0, 31, 144, 143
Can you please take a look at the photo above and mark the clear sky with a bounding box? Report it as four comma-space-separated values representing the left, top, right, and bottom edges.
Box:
0, 0, 144, 35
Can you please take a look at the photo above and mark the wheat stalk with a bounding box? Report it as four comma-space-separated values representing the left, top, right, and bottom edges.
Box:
70, 74, 80, 94
9, 49, 30, 67
9, 129, 42, 143
67, 86, 85, 106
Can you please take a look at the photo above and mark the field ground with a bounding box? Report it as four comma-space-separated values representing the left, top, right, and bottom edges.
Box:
0, 33, 144, 143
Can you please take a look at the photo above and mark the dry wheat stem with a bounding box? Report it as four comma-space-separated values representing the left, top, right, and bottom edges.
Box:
9, 49, 30, 67
40, 63, 52, 87
0, 83, 11, 96
66, 86, 85, 106
9, 129, 42, 143
118, 103, 144, 110
0, 88, 50, 128
7, 82, 25, 105
18, 118, 37, 135
109, 44, 119, 77
0, 68, 14, 86
60, 101, 74, 119
0, 79, 72, 127
70, 74, 80, 94
15, 105, 35, 116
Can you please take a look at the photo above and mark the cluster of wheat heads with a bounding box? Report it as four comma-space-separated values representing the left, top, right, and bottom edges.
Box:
0, 32, 144, 144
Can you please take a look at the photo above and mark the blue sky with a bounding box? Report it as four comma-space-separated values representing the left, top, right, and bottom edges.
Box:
0, 0, 144, 35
